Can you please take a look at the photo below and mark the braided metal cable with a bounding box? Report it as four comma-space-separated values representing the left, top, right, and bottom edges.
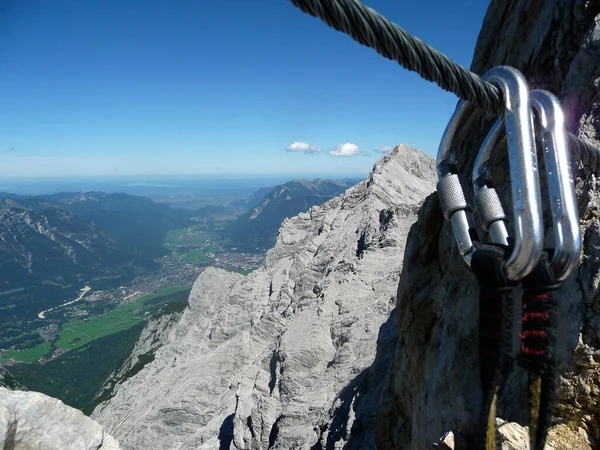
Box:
291, 0, 502, 115
568, 133, 600, 171
290, 0, 600, 172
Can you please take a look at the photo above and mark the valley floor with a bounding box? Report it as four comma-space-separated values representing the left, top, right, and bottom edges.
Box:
0, 221, 266, 413
0, 221, 264, 366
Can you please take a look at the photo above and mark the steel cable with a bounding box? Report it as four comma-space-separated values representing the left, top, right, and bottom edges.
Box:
290, 0, 600, 172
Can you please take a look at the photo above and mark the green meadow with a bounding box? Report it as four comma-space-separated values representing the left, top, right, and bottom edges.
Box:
0, 342, 52, 364
56, 286, 191, 350
0, 286, 192, 364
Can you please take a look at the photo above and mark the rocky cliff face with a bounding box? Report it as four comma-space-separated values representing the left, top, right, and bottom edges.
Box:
92, 144, 436, 449
0, 387, 120, 450
92, 309, 185, 409
376, 1, 600, 449
0, 367, 22, 390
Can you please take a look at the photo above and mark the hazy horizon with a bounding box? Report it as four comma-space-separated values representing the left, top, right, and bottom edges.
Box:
0, 172, 368, 181
0, 172, 367, 198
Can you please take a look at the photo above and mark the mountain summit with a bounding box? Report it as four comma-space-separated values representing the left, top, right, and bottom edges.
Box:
91, 144, 436, 449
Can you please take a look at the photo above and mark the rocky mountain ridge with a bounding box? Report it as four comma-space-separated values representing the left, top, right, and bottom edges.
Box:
226, 177, 359, 251
91, 144, 437, 449
0, 206, 126, 290
91, 308, 186, 411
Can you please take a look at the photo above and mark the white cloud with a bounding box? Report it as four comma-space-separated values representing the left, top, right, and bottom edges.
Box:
286, 141, 321, 153
375, 146, 394, 153
328, 143, 360, 157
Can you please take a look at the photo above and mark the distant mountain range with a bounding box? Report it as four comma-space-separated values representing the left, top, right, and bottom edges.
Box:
0, 179, 358, 289
0, 176, 361, 413
0, 206, 127, 290
0, 192, 193, 290
225, 178, 360, 251
228, 186, 273, 210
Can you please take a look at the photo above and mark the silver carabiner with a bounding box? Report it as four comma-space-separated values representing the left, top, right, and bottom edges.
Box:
438, 66, 543, 279
471, 66, 543, 281
437, 99, 479, 265
529, 89, 582, 281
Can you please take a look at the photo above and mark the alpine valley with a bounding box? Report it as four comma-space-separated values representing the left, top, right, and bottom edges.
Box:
0, 175, 360, 414
3, 1, 600, 449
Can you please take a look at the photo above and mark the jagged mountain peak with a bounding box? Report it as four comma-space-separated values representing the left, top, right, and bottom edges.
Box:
287, 178, 315, 189
92, 146, 437, 449
368, 143, 436, 192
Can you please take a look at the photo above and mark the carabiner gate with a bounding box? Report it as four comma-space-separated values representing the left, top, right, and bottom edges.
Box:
471, 66, 543, 281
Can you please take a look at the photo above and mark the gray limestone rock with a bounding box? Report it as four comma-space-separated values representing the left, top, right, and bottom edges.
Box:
92, 144, 436, 449
433, 421, 593, 450
495, 420, 592, 450
0, 367, 22, 390
93, 308, 185, 407
376, 1, 600, 449
0, 387, 120, 450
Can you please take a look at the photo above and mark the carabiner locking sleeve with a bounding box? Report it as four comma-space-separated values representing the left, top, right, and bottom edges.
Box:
437, 100, 479, 265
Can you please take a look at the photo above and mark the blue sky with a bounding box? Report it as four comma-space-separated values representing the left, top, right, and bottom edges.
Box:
0, 0, 491, 177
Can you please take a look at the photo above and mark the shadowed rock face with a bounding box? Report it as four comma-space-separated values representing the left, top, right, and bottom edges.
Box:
0, 368, 22, 390
376, 1, 600, 449
91, 145, 437, 450
0, 387, 120, 450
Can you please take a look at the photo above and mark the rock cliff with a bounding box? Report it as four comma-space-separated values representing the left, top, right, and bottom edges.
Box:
376, 1, 600, 449
92, 144, 436, 449
92, 308, 185, 410
0, 367, 22, 390
0, 387, 120, 450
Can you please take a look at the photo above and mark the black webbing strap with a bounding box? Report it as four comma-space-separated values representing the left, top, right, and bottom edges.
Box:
520, 251, 560, 450
471, 244, 517, 450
